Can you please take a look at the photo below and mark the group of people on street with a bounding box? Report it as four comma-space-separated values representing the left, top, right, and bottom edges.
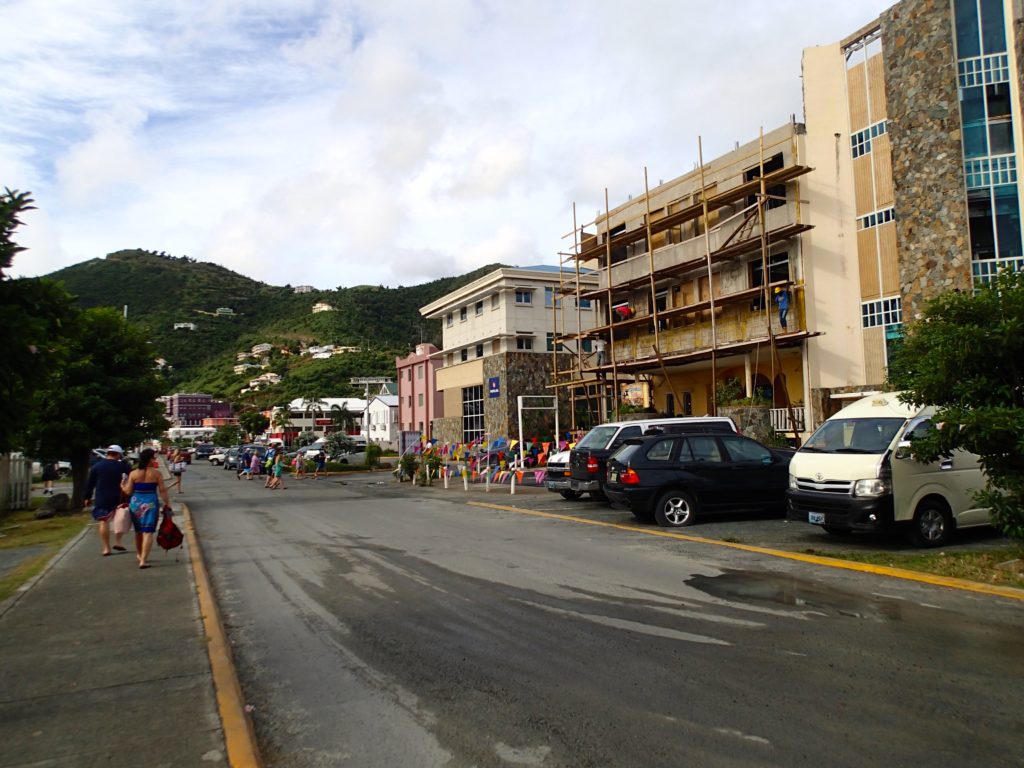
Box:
83, 445, 173, 569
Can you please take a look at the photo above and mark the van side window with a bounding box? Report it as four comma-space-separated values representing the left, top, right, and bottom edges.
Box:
684, 436, 722, 463
904, 418, 934, 442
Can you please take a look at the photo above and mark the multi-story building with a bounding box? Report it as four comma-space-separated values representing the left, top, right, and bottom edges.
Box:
395, 343, 444, 439
801, 0, 1023, 418
555, 0, 1023, 435
367, 395, 399, 450
165, 393, 233, 427
421, 265, 600, 444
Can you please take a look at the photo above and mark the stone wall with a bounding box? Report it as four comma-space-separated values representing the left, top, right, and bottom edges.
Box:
431, 416, 462, 446
882, 0, 973, 319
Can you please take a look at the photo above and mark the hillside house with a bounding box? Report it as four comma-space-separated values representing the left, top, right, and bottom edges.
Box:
173, 322, 197, 331
251, 343, 273, 355
293, 285, 314, 294
312, 302, 336, 313
215, 307, 235, 316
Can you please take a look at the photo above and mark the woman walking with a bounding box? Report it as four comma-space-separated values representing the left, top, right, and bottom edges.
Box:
121, 448, 171, 569
267, 453, 287, 490
168, 449, 186, 494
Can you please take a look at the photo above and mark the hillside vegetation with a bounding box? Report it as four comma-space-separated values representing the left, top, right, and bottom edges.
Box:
49, 250, 503, 405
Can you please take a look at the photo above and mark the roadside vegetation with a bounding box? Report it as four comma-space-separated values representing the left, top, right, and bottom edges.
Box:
0, 500, 88, 603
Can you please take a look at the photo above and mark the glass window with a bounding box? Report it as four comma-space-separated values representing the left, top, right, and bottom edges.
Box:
995, 185, 1024, 258
491, 294, 500, 310
544, 287, 561, 308
446, 313, 453, 327
581, 339, 593, 353
417, 393, 424, 406
460, 307, 467, 322
475, 343, 484, 358
802, 417, 907, 454
980, 0, 1006, 54
954, 0, 981, 58
577, 426, 619, 449
475, 300, 483, 316
417, 365, 423, 379
610, 425, 643, 448
960, 85, 989, 158
460, 348, 468, 362
577, 297, 592, 309
515, 289, 532, 305
645, 439, 675, 462
721, 434, 771, 463
684, 436, 722, 463
969, 188, 996, 259
462, 385, 484, 444
516, 336, 533, 351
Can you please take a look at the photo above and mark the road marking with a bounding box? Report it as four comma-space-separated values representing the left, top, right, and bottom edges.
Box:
468, 502, 1024, 603
182, 503, 264, 767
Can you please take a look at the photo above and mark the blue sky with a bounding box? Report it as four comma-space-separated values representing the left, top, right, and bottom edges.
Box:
1, 0, 895, 288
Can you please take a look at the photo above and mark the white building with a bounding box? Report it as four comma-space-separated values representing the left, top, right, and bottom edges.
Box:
251, 343, 273, 355
284, 397, 368, 436
293, 285, 315, 294
248, 372, 282, 389
234, 363, 260, 375
173, 322, 197, 331
312, 302, 336, 313
366, 395, 399, 450
215, 307, 235, 316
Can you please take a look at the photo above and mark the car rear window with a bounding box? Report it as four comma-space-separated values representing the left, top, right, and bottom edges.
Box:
577, 426, 619, 449
610, 444, 643, 465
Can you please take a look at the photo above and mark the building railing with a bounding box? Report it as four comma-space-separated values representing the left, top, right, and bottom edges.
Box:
770, 408, 805, 433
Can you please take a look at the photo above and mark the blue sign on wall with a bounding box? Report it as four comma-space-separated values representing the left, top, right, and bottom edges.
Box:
488, 376, 500, 398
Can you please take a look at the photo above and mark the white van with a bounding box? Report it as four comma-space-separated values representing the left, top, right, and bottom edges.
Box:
786, 393, 990, 547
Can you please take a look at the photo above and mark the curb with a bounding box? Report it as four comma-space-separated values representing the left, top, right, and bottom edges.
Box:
469, 501, 1024, 603
181, 503, 264, 768
0, 523, 90, 619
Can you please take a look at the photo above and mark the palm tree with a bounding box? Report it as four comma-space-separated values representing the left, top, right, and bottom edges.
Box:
271, 407, 294, 443
301, 395, 327, 435
329, 402, 357, 434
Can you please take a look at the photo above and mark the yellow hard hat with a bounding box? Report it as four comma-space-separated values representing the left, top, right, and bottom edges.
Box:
774, 286, 781, 293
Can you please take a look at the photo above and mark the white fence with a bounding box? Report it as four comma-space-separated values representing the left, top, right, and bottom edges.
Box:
769, 408, 805, 434
0, 453, 32, 511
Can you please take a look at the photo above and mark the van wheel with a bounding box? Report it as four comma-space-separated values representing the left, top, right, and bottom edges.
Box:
908, 501, 953, 548
559, 490, 583, 501
654, 489, 698, 527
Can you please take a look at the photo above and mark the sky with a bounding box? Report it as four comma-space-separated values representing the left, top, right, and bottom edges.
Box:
1, 0, 895, 289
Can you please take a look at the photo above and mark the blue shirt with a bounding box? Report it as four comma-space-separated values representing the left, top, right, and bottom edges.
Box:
85, 458, 129, 510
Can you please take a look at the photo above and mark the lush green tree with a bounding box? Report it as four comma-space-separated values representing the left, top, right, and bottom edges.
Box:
238, 411, 269, 441
295, 430, 318, 448
212, 424, 244, 446
887, 271, 1024, 540
330, 403, 358, 433
324, 431, 355, 458
0, 189, 78, 454
25, 307, 169, 508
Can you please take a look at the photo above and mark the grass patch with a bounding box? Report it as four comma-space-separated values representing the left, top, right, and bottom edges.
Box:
0, 508, 89, 603
810, 546, 1024, 590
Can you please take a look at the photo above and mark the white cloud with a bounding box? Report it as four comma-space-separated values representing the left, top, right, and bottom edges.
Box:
0, 0, 897, 288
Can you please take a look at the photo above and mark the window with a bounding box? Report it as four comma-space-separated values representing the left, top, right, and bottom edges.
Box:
446, 312, 453, 327
475, 300, 484, 316
491, 294, 500, 310
460, 348, 468, 362
460, 307, 467, 322
462, 385, 484, 444
576, 297, 592, 309
857, 207, 896, 230
546, 332, 555, 352
851, 120, 887, 159
861, 297, 902, 328
418, 393, 424, 407
417, 365, 423, 380
684, 436, 723, 463
645, 439, 675, 462
750, 252, 790, 308
544, 287, 562, 308
516, 336, 534, 351
515, 289, 532, 305
475, 343, 484, 358
609, 425, 642, 450
581, 339, 593, 353
721, 435, 771, 463
744, 152, 785, 210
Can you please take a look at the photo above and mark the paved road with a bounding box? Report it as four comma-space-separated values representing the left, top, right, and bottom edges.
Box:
186, 463, 1024, 767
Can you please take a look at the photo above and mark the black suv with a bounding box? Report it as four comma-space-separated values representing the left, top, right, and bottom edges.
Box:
567, 417, 737, 500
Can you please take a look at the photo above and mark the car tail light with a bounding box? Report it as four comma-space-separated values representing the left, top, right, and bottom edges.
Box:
621, 468, 640, 485
586, 456, 599, 474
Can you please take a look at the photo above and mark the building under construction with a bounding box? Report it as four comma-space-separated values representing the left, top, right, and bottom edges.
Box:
549, 121, 818, 439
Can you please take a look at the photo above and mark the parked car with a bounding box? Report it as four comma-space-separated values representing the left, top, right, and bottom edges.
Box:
208, 448, 228, 466
786, 392, 990, 547
544, 450, 576, 499
225, 445, 267, 471
604, 432, 793, 527
193, 444, 216, 460
566, 417, 739, 500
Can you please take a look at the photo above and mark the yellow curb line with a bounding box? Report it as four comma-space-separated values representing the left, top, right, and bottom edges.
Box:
468, 501, 1024, 603
181, 503, 264, 768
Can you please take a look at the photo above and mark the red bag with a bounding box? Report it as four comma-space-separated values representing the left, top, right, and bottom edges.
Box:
157, 511, 183, 552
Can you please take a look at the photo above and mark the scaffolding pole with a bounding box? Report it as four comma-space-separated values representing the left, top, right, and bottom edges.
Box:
697, 137, 719, 416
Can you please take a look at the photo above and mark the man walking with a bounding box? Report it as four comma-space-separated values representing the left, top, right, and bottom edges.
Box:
84, 445, 130, 556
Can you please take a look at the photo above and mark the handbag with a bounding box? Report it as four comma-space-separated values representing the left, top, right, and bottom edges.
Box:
112, 503, 133, 535
157, 510, 184, 554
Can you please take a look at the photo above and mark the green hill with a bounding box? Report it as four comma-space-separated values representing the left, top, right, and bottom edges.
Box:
48, 249, 503, 406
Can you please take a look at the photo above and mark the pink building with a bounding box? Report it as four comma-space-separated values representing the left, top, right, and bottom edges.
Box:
395, 343, 444, 438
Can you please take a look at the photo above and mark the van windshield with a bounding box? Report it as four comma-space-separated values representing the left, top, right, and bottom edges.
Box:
576, 426, 619, 450
802, 417, 907, 454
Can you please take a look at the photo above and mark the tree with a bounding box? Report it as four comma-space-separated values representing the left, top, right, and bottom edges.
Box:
0, 189, 78, 453
238, 411, 269, 441
325, 431, 355, 458
270, 407, 293, 441
887, 270, 1024, 540
330, 403, 358, 433
300, 394, 327, 434
25, 307, 169, 509
212, 424, 244, 446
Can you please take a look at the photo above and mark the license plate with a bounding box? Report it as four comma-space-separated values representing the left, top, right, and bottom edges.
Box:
808, 512, 825, 525
609, 472, 618, 483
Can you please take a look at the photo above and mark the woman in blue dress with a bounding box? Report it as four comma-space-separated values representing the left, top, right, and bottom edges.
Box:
121, 448, 171, 569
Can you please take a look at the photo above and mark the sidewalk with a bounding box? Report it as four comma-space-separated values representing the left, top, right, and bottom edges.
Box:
0, 517, 228, 767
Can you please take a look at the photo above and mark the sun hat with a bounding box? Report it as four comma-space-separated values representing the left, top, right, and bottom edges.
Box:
106, 444, 124, 455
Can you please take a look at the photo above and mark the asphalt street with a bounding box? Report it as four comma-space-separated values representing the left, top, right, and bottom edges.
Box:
185, 463, 1024, 768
